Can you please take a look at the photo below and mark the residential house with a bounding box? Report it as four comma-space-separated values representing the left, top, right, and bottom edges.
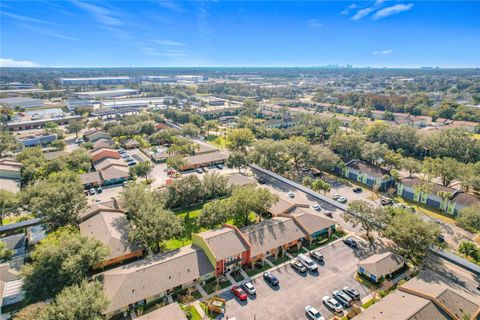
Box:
268, 199, 309, 217
396, 178, 480, 215
285, 208, 337, 240
90, 147, 121, 164
192, 226, 251, 276
80, 171, 103, 188
356, 269, 480, 320
240, 217, 305, 266
92, 138, 115, 151
370, 110, 385, 119
98, 245, 214, 316
450, 120, 479, 133
93, 158, 127, 171
79, 208, 143, 268
0, 159, 21, 193
16, 133, 57, 147
333, 159, 394, 191
181, 151, 228, 171
263, 115, 301, 129
120, 138, 140, 149
83, 130, 112, 143
99, 165, 130, 186
358, 252, 405, 283
43, 150, 67, 161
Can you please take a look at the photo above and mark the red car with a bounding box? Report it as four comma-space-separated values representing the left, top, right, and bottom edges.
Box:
231, 286, 248, 301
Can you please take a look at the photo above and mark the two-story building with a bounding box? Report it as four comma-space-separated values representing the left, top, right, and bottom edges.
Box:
333, 159, 395, 191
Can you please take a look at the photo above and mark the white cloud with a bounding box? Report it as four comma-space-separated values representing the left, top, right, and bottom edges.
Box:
351, 7, 375, 21
0, 58, 40, 67
341, 3, 358, 15
153, 39, 186, 47
374, 0, 386, 5
373, 49, 393, 55
308, 19, 323, 29
72, 1, 123, 26
373, 3, 414, 19
1, 11, 50, 24
155, 0, 184, 13
16, 23, 79, 41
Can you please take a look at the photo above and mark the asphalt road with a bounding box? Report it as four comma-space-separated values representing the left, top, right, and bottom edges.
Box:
220, 239, 373, 320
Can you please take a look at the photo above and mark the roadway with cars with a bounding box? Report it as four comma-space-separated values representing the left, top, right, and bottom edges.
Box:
220, 238, 373, 320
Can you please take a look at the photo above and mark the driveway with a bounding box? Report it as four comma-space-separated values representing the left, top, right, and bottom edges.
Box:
220, 239, 373, 320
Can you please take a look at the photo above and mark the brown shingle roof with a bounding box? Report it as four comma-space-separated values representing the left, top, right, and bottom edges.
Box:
99, 165, 129, 181
289, 209, 336, 235
80, 171, 102, 186
93, 158, 127, 171
347, 160, 390, 178
184, 151, 227, 167
400, 178, 456, 195
98, 245, 214, 314
197, 228, 249, 260
241, 217, 307, 257
358, 252, 405, 278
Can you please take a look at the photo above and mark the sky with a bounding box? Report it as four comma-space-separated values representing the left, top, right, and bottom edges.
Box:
0, 1, 479, 68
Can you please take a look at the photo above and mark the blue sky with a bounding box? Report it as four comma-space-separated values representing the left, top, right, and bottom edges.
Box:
1, 1, 479, 68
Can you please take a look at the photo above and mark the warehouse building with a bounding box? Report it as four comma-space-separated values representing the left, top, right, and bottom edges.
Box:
74, 89, 139, 100
60, 76, 134, 86
0, 97, 44, 109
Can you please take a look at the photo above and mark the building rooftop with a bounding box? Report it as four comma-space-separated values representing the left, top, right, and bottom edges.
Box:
358, 252, 405, 277
197, 227, 249, 260
136, 302, 187, 320
346, 159, 390, 178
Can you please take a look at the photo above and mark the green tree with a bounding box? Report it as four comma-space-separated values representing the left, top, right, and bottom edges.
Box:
285, 136, 310, 176
229, 185, 279, 226
226, 128, 255, 152
401, 157, 422, 177
166, 175, 204, 208
329, 131, 366, 159
16, 147, 47, 185
13, 302, 47, 320
128, 203, 182, 253
21, 171, 87, 231
182, 123, 200, 137
66, 121, 85, 138
202, 171, 228, 200
385, 212, 442, 265
241, 98, 259, 117
458, 241, 479, 263
88, 118, 103, 130
41, 280, 109, 320
307, 145, 341, 173
21, 227, 109, 302
311, 179, 332, 194
120, 182, 164, 215
0, 241, 14, 261
43, 121, 60, 134
65, 148, 91, 173
166, 155, 187, 172
344, 200, 382, 241
198, 199, 231, 229
226, 151, 250, 173
130, 161, 154, 180
251, 139, 290, 174
0, 131, 20, 157
457, 205, 480, 232
0, 189, 19, 226
423, 157, 461, 186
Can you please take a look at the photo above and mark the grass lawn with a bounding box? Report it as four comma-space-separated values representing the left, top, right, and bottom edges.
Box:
361, 297, 379, 309
393, 196, 457, 224
231, 271, 245, 283
165, 204, 207, 251
269, 254, 290, 266
181, 305, 202, 320
203, 279, 231, 295
245, 262, 271, 277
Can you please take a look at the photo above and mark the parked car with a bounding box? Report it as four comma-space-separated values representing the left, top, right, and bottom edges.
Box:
242, 281, 256, 295
120, 153, 129, 158
343, 287, 360, 300
231, 286, 247, 301
352, 187, 362, 193
381, 198, 393, 206
74, 138, 84, 144
291, 260, 307, 273
287, 191, 295, 198
305, 305, 325, 320
333, 290, 353, 307
437, 234, 445, 243
343, 237, 358, 248
127, 161, 137, 166
324, 211, 333, 218
95, 187, 102, 194
202, 167, 208, 172
337, 196, 347, 203
195, 168, 203, 174
298, 254, 318, 272
309, 251, 324, 262
215, 164, 224, 169
322, 296, 343, 313
122, 181, 129, 187
332, 194, 341, 200
312, 204, 321, 211
263, 271, 279, 286
257, 177, 266, 184
88, 188, 96, 195
118, 148, 125, 153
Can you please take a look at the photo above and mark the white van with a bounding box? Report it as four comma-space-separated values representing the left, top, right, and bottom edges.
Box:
298, 253, 318, 272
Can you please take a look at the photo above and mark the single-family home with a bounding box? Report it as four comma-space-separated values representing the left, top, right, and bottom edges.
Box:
192, 226, 251, 276
98, 245, 214, 317
333, 159, 394, 191
358, 252, 405, 283
79, 208, 143, 268
90, 147, 121, 164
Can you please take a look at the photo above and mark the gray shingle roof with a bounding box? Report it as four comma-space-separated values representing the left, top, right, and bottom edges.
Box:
358, 252, 405, 277
197, 228, 249, 260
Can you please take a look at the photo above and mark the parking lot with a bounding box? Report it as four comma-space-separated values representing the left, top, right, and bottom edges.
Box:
220, 239, 373, 320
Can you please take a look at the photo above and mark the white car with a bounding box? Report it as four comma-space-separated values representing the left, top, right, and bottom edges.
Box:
332, 194, 341, 200
242, 281, 256, 295
322, 296, 343, 313
287, 191, 295, 198
312, 204, 321, 211
337, 196, 347, 203
305, 305, 324, 320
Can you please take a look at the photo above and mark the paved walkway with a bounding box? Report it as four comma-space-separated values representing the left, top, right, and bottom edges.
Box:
285, 251, 294, 259
192, 301, 206, 319
226, 272, 237, 286
240, 268, 250, 280
264, 257, 275, 268
195, 283, 208, 298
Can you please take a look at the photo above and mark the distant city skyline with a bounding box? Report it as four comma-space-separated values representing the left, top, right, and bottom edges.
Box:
0, 1, 479, 68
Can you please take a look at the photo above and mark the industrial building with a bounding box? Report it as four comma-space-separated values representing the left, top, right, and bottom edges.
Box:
73, 89, 139, 100
0, 97, 44, 109
59, 76, 134, 86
